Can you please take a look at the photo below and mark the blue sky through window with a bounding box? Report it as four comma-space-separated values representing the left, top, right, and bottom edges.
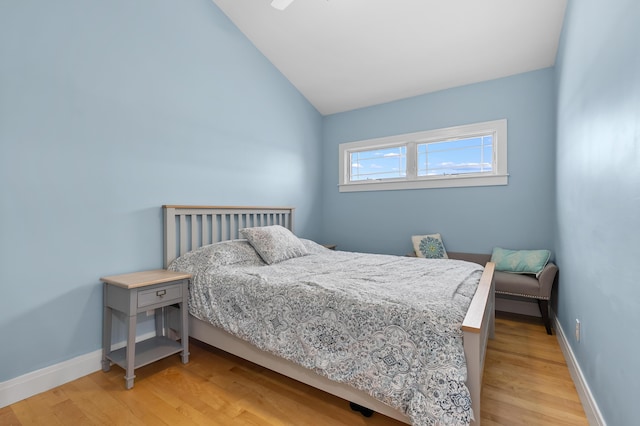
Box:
350, 146, 407, 181
418, 135, 492, 176
350, 135, 492, 181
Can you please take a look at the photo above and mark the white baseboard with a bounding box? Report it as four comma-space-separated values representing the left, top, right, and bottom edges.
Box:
0, 349, 102, 408
553, 315, 606, 426
0, 331, 156, 409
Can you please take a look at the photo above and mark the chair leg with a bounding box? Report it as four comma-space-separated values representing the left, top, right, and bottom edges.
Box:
537, 299, 552, 335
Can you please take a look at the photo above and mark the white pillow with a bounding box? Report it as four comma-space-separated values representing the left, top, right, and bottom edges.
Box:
240, 225, 309, 265
411, 233, 448, 259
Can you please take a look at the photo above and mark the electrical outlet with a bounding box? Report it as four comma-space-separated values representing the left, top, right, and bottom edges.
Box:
575, 319, 581, 342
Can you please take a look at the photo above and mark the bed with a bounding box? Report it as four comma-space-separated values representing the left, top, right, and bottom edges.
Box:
163, 205, 495, 425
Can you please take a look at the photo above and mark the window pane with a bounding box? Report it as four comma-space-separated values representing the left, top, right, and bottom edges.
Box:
418, 135, 493, 176
350, 146, 406, 181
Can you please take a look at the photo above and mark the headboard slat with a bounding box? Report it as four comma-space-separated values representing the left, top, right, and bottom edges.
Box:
179, 214, 188, 258
202, 214, 210, 246
191, 215, 199, 253
221, 214, 228, 242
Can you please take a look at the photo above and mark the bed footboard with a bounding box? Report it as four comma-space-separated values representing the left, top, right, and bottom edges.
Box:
462, 261, 496, 426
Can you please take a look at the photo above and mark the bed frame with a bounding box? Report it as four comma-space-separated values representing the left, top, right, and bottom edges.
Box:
163, 205, 495, 425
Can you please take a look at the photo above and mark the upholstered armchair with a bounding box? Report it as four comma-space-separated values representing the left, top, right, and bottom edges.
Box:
447, 252, 559, 335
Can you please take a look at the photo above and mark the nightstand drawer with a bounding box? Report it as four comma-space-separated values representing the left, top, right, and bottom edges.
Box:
138, 284, 182, 308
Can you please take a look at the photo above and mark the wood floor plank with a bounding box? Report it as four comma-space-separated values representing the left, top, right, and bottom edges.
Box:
482, 386, 587, 425
9, 395, 67, 426
0, 405, 22, 426
2, 312, 587, 425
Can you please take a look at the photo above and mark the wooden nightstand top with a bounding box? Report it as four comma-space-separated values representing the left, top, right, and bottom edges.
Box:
100, 269, 191, 289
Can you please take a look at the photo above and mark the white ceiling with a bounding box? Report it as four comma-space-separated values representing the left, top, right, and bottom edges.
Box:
212, 0, 567, 115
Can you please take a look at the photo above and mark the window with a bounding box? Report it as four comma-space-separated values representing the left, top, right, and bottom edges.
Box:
339, 119, 508, 192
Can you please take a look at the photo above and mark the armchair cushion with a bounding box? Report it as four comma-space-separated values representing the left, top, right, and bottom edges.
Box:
494, 270, 546, 298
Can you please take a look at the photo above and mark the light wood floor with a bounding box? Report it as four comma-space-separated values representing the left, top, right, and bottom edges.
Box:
1, 313, 587, 425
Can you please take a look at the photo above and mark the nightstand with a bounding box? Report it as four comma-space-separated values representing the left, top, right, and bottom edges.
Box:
101, 269, 191, 389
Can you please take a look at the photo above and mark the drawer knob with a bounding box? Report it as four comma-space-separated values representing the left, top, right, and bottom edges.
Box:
156, 289, 166, 297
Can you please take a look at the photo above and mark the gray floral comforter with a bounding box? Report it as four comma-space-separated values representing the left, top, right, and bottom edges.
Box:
169, 239, 483, 425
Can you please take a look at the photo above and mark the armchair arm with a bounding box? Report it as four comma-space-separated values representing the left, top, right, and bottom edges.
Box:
537, 262, 558, 299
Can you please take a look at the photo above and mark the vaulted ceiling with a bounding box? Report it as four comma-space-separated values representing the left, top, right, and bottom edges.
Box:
212, 0, 567, 115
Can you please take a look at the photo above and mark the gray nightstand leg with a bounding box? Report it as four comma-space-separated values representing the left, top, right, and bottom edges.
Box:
102, 284, 112, 372
102, 311, 112, 372
124, 314, 136, 389
181, 298, 189, 364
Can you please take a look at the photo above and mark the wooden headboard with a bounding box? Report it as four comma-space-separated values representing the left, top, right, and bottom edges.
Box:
162, 205, 295, 268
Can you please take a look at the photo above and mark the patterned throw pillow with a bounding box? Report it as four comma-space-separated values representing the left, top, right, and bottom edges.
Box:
411, 234, 448, 259
240, 225, 309, 265
491, 247, 551, 277
168, 239, 265, 273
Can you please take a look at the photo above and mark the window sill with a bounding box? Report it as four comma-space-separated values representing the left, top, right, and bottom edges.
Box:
338, 174, 509, 192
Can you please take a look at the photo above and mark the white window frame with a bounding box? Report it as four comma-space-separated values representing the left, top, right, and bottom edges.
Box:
338, 119, 508, 192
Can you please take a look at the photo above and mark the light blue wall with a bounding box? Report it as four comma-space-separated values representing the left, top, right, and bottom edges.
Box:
555, 1, 640, 424
0, 0, 322, 382
321, 69, 557, 256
